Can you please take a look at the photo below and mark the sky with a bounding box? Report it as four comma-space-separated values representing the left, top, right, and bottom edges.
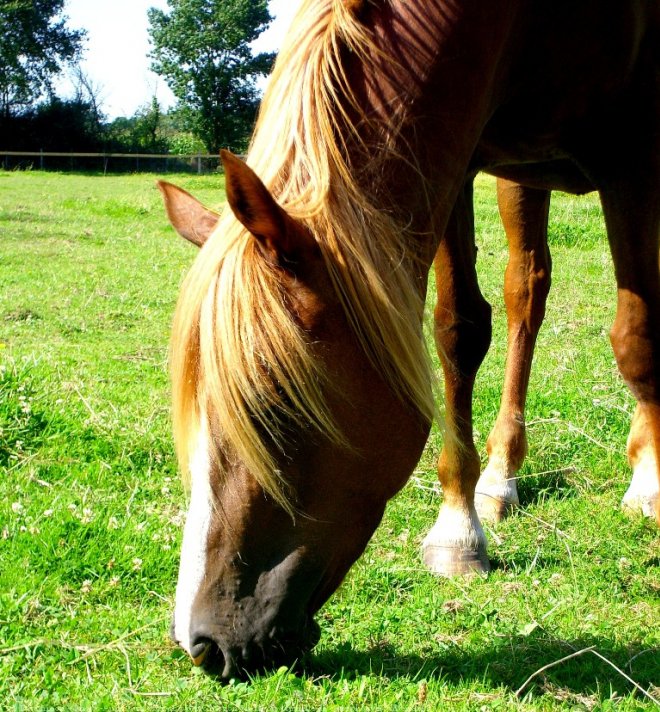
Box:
55, 0, 301, 120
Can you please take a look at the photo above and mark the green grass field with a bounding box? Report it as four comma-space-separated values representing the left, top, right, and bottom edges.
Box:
1, 170, 658, 710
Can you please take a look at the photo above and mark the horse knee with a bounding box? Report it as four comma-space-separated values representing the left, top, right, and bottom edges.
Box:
434, 298, 492, 376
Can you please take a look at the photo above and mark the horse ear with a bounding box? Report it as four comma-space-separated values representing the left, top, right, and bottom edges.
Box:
157, 181, 218, 247
220, 149, 294, 262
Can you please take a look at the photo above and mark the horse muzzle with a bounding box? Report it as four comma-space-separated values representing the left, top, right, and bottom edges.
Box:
172, 616, 321, 680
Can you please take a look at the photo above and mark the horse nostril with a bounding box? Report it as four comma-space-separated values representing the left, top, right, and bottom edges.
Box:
189, 637, 213, 667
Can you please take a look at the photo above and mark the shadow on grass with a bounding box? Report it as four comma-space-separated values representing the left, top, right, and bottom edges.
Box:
516, 466, 577, 510
488, 552, 568, 572
301, 634, 659, 700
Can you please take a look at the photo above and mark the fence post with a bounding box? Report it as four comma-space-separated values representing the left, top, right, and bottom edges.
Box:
40, 149, 44, 170
197, 154, 202, 175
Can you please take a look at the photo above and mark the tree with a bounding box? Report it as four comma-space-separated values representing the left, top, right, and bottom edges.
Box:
132, 96, 168, 152
148, 0, 274, 153
70, 65, 105, 131
2, 98, 105, 152
0, 0, 85, 118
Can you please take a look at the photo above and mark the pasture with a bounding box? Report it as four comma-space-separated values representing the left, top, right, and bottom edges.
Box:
0, 169, 657, 709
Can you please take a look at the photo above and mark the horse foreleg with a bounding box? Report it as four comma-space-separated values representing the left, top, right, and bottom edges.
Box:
423, 181, 492, 576
475, 179, 552, 522
600, 161, 660, 526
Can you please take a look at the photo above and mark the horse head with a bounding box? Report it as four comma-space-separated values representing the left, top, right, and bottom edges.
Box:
159, 152, 430, 678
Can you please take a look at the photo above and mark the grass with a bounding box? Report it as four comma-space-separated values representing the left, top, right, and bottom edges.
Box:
1, 169, 658, 710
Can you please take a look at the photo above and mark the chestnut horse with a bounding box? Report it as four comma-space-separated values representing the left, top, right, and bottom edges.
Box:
159, 0, 659, 678
163, 177, 660, 525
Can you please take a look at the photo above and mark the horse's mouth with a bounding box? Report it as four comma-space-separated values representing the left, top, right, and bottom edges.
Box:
172, 615, 321, 680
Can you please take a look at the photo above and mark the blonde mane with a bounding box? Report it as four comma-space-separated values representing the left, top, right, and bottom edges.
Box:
170, 0, 435, 513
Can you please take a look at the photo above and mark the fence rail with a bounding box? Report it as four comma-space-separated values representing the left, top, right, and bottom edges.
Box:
0, 150, 223, 174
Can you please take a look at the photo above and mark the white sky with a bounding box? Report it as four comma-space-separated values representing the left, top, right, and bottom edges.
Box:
55, 0, 301, 119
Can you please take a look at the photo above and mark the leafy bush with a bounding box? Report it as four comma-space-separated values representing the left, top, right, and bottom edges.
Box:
167, 132, 206, 155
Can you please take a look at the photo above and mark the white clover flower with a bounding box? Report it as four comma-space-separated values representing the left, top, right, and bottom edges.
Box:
170, 510, 185, 527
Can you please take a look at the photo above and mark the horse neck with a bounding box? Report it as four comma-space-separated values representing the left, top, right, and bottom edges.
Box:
344, 0, 516, 264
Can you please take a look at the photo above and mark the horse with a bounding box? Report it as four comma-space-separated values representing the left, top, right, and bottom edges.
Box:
163, 175, 660, 526
158, 0, 660, 679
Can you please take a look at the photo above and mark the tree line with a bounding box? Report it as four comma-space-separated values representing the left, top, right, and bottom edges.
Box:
0, 0, 274, 157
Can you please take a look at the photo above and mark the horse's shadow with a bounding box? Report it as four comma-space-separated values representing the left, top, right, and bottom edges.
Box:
515, 464, 577, 510
301, 634, 658, 699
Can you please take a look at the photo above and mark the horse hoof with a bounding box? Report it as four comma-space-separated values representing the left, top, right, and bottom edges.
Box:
474, 459, 519, 523
621, 492, 658, 520
621, 455, 659, 521
422, 504, 489, 576
474, 490, 516, 523
422, 542, 490, 577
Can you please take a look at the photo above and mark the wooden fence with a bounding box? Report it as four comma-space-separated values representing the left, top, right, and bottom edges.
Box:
0, 150, 222, 174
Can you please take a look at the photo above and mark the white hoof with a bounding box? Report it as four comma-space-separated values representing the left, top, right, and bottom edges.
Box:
475, 456, 520, 523
622, 451, 659, 519
422, 503, 489, 577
